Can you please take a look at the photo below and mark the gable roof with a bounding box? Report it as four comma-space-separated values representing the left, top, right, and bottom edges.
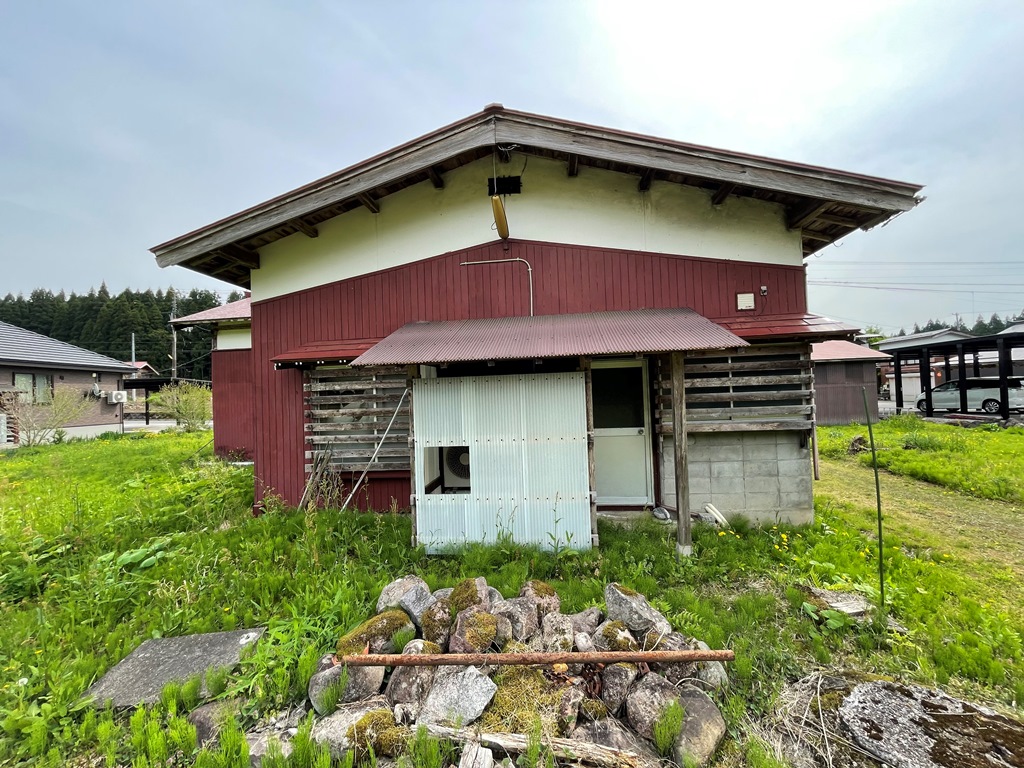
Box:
877, 327, 974, 351
812, 340, 890, 362
0, 321, 135, 372
151, 105, 924, 288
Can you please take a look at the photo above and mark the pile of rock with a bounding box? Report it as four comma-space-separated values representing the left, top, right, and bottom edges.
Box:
293, 577, 728, 767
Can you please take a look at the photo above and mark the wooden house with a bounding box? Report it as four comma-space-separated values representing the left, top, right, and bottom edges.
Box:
811, 341, 891, 425
151, 105, 922, 549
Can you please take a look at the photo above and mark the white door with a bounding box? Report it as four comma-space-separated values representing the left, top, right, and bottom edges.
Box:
592, 360, 654, 505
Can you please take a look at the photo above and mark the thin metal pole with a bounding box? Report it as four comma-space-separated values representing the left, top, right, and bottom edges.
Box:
340, 387, 410, 511
862, 386, 885, 613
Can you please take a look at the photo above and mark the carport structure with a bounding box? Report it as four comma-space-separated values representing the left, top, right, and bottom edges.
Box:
891, 328, 1024, 419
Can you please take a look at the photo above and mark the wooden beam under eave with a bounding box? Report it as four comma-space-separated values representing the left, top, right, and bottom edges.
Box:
567, 154, 579, 177
638, 168, 655, 192
358, 194, 381, 215
427, 166, 445, 189
802, 230, 837, 243
290, 218, 319, 238
787, 200, 831, 230
218, 244, 260, 268
711, 182, 735, 206
859, 210, 895, 230
817, 212, 862, 228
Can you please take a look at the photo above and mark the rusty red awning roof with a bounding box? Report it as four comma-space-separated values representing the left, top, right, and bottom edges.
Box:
272, 338, 381, 367
811, 340, 890, 362
351, 308, 748, 366
717, 313, 857, 341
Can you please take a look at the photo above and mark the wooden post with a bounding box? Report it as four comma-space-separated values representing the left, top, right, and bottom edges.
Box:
670, 352, 691, 558
581, 357, 598, 547
997, 338, 1011, 421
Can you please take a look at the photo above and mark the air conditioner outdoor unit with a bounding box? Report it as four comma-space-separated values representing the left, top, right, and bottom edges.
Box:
107, 390, 129, 404
441, 445, 471, 490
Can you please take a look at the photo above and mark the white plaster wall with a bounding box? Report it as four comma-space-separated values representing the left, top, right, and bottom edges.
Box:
215, 326, 252, 351
251, 155, 802, 300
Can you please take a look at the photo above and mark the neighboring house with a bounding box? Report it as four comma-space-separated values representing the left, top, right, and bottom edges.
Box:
150, 105, 922, 549
876, 328, 973, 353
172, 297, 254, 459
811, 341, 891, 425
124, 361, 160, 404
0, 320, 135, 444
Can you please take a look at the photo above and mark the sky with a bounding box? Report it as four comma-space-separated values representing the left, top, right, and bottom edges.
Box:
0, 0, 1022, 334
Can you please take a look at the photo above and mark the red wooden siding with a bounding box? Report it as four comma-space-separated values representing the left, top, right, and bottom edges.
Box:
251, 239, 807, 505
211, 348, 255, 460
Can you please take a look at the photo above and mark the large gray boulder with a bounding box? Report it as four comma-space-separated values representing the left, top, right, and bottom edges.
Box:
604, 583, 671, 637
449, 606, 512, 654
246, 730, 293, 767
492, 596, 540, 642
838, 680, 1024, 768
675, 687, 727, 767
568, 607, 604, 636
600, 663, 638, 714
648, 632, 697, 684
384, 639, 440, 720
570, 718, 660, 766
592, 620, 639, 652
520, 580, 560, 618
309, 660, 385, 714
449, 577, 491, 615
420, 597, 452, 650
417, 666, 497, 726
188, 698, 243, 746
311, 696, 391, 760
541, 612, 575, 653
376, 575, 436, 628
625, 672, 679, 740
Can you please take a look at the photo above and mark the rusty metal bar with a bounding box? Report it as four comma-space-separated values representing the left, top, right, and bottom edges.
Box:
337, 649, 734, 667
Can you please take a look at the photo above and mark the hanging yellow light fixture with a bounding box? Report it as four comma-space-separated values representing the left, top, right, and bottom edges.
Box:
491, 195, 509, 240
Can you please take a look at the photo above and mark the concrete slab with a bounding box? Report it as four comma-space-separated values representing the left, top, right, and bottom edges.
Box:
85, 627, 264, 708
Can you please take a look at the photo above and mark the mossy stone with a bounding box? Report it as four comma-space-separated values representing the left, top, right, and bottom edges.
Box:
580, 697, 609, 722
336, 609, 415, 656
345, 708, 410, 758
450, 577, 488, 618
597, 620, 639, 651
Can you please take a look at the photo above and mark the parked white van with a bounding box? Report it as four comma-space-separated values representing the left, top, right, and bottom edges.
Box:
916, 377, 1024, 414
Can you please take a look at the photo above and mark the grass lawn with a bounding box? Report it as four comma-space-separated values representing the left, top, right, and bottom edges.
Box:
1, 428, 1021, 766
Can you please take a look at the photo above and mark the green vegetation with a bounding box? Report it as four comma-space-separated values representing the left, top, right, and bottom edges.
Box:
148, 382, 214, 432
818, 415, 1024, 503
1, 430, 1021, 766
652, 699, 685, 757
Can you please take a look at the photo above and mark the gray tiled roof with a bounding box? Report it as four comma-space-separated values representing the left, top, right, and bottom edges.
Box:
0, 321, 135, 371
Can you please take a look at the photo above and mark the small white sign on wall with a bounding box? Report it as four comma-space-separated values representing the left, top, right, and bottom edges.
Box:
736, 292, 756, 311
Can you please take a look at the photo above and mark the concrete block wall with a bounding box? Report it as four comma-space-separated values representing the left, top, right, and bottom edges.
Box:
660, 431, 813, 525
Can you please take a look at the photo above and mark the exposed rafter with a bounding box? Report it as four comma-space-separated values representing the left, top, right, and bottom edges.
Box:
290, 218, 319, 238
801, 231, 835, 243
817, 213, 861, 228
358, 194, 381, 215
711, 183, 735, 206
787, 201, 830, 230
218, 243, 260, 268
567, 154, 579, 177
427, 166, 445, 189
638, 168, 654, 192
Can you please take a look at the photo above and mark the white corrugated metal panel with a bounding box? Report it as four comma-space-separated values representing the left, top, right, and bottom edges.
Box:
413, 373, 591, 553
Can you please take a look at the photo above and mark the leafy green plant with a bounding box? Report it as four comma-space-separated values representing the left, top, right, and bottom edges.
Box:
147, 382, 212, 432
407, 725, 456, 768
205, 666, 231, 698
391, 627, 416, 653
652, 699, 685, 757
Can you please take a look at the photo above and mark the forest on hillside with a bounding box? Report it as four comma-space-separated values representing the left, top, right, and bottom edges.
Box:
0, 286, 244, 381
897, 312, 1023, 337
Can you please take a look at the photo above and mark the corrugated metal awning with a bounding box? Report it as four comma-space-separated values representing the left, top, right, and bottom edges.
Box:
272, 338, 381, 368
351, 308, 747, 366
717, 313, 857, 341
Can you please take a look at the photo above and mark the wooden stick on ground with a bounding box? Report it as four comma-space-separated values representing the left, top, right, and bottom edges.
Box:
421, 724, 660, 768
338, 649, 734, 667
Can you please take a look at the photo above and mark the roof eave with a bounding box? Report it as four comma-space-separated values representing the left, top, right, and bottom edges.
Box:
151, 106, 923, 277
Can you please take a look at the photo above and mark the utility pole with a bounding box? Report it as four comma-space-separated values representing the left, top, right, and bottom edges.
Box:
170, 290, 178, 380
131, 332, 137, 403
